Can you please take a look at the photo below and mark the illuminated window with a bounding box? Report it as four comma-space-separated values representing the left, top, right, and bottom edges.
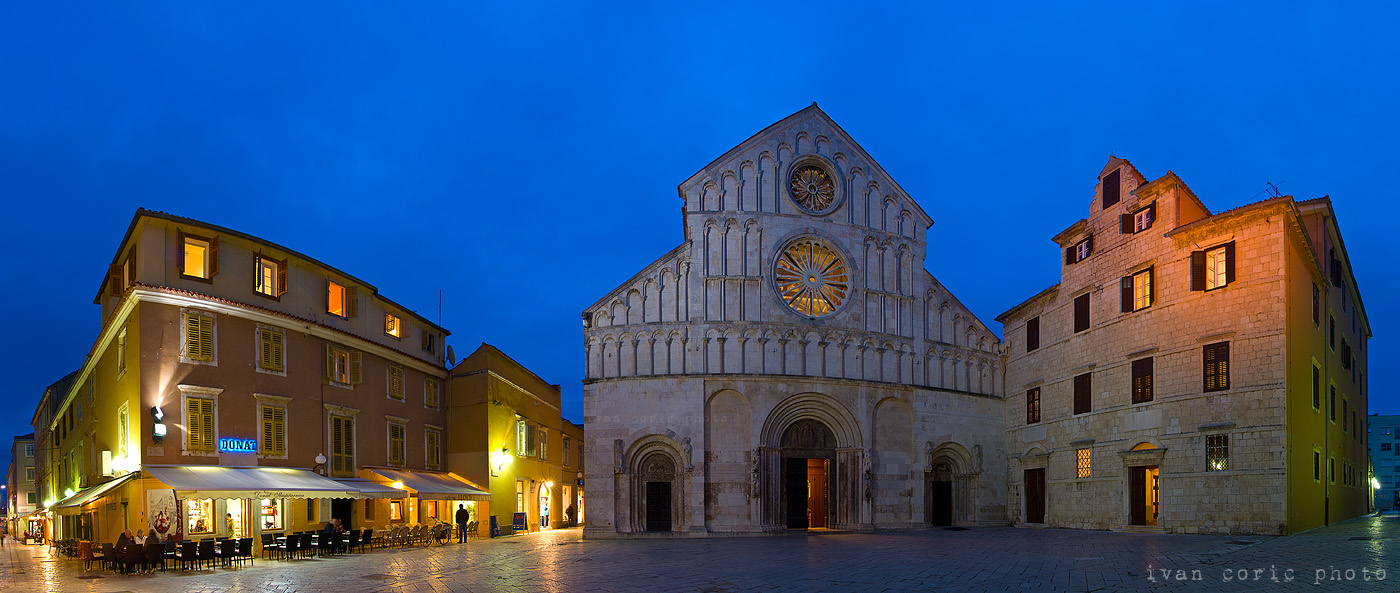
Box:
1192, 242, 1234, 291
261, 405, 286, 457
390, 500, 403, 521
386, 313, 403, 338
517, 418, 538, 457
1132, 202, 1155, 233
326, 345, 361, 386
1122, 267, 1153, 312
516, 480, 525, 513
260, 499, 283, 531
255, 255, 285, 298
1131, 358, 1153, 404
327, 281, 357, 317
774, 239, 848, 317
426, 428, 442, 469
1025, 387, 1041, 424
388, 365, 405, 400
185, 397, 216, 452
258, 328, 284, 372
186, 499, 215, 534
425, 379, 440, 409
1066, 235, 1093, 264
180, 233, 217, 280
388, 422, 406, 467
330, 414, 355, 477
1203, 342, 1229, 392
1206, 434, 1229, 471
1076, 448, 1091, 478
183, 313, 215, 363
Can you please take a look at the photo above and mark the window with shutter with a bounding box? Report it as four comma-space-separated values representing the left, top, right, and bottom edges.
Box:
350, 352, 363, 385
539, 427, 548, 461
1101, 169, 1120, 209
1329, 385, 1336, 422
1026, 387, 1040, 424
1026, 317, 1039, 352
261, 405, 286, 457
1312, 365, 1321, 410
328, 281, 347, 316
184, 314, 215, 363
425, 379, 440, 409
386, 313, 403, 338
1312, 284, 1320, 325
259, 329, 284, 372
1131, 267, 1153, 311
255, 255, 283, 298
1131, 357, 1153, 403
331, 415, 354, 476
328, 346, 351, 385
1073, 294, 1090, 333
427, 429, 441, 469
388, 366, 405, 400
1202, 342, 1230, 392
186, 397, 216, 452
389, 423, 405, 466
1073, 373, 1092, 414
180, 233, 216, 281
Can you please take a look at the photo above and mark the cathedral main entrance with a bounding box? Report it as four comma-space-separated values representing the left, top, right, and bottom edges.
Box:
781, 419, 836, 530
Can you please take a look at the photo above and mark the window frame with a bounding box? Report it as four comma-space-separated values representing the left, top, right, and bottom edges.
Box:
181, 311, 217, 365
329, 412, 357, 478
1206, 434, 1229, 471
1073, 372, 1092, 415
1202, 341, 1230, 393
1026, 387, 1041, 424
1075, 448, 1091, 478
387, 420, 407, 467
387, 365, 405, 401
178, 231, 218, 282
257, 396, 289, 459
1131, 357, 1153, 404
179, 386, 222, 457
425, 378, 440, 409
254, 254, 286, 299
1190, 241, 1235, 292
327, 280, 357, 318
257, 327, 286, 374
386, 313, 404, 339
425, 427, 443, 470
1132, 202, 1155, 233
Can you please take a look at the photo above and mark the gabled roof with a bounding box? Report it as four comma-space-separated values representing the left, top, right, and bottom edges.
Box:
680, 103, 933, 227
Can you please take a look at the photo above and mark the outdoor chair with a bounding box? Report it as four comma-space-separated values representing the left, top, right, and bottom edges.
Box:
101, 543, 116, 572
163, 540, 177, 561
197, 538, 216, 570
218, 538, 236, 567
283, 533, 299, 559
298, 532, 314, 558
79, 541, 98, 571
356, 528, 373, 553
121, 542, 145, 574
260, 533, 282, 560
145, 542, 166, 573
176, 541, 197, 571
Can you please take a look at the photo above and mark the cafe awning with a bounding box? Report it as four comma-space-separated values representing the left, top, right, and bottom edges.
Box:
144, 465, 360, 500
13, 509, 44, 521
52, 471, 140, 516
333, 478, 405, 499
366, 468, 491, 501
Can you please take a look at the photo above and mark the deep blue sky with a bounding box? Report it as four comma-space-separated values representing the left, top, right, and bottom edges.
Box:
1, 3, 1395, 445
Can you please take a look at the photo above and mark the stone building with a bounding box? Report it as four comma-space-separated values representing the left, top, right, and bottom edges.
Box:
581, 105, 1006, 537
1369, 414, 1399, 511
997, 158, 1371, 535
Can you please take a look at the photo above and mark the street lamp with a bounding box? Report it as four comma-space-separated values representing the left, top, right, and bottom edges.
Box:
313, 453, 328, 475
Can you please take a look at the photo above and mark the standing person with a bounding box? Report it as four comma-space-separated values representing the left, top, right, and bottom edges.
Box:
225, 513, 236, 538
455, 504, 469, 543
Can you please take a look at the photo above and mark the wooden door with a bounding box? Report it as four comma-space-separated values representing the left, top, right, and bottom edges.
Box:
1129, 466, 1147, 526
785, 458, 809, 528
1024, 468, 1046, 523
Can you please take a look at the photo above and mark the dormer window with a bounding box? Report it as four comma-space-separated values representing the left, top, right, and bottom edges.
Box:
179, 232, 218, 281
1121, 202, 1156, 234
1101, 169, 1121, 209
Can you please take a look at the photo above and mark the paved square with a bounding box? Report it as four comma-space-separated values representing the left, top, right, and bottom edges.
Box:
4, 514, 1396, 592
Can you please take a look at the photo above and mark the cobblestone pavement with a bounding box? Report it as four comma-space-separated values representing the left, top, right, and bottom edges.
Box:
3, 514, 1397, 592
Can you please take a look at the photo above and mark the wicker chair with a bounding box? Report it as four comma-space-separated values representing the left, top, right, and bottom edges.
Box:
144, 541, 166, 573
197, 539, 216, 570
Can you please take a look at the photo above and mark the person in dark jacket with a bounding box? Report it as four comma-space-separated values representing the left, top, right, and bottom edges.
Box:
455, 504, 470, 543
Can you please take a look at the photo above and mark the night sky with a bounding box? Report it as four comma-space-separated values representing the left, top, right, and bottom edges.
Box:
2, 3, 1396, 446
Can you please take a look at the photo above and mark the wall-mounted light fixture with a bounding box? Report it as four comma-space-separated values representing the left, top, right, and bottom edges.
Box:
491, 446, 510, 477
313, 453, 328, 476
150, 406, 166, 443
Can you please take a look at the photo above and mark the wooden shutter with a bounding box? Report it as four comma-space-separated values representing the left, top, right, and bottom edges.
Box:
1026, 317, 1039, 352
260, 330, 272, 369
1120, 214, 1131, 234
1120, 277, 1133, 313
1073, 373, 1091, 414
1190, 250, 1205, 291
1065, 246, 1075, 265
188, 398, 214, 451
253, 254, 264, 292
177, 231, 187, 275
1026, 388, 1040, 424
261, 405, 286, 456
1146, 267, 1154, 306
390, 424, 404, 465
1073, 294, 1089, 332
270, 330, 284, 371
276, 260, 287, 296
325, 344, 336, 381
1102, 169, 1120, 209
187, 398, 202, 450
427, 430, 440, 467
350, 351, 363, 384
208, 235, 219, 277
1132, 358, 1153, 403
347, 286, 359, 318
1224, 241, 1235, 284
109, 264, 123, 296
427, 380, 439, 408
1204, 342, 1230, 392
1146, 202, 1156, 225
197, 315, 214, 361
1085, 235, 1093, 258
185, 315, 201, 360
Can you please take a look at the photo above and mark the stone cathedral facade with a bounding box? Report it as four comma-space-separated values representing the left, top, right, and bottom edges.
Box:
581, 105, 1006, 537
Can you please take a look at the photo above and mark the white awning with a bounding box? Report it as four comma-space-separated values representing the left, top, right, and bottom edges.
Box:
144, 465, 360, 499
366, 468, 491, 501
52, 472, 141, 516
333, 479, 405, 499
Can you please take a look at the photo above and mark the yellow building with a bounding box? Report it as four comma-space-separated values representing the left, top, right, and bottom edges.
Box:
32, 209, 485, 548
447, 344, 583, 535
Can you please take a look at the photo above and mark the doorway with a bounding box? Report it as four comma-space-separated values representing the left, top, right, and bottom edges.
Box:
645, 482, 671, 531
929, 480, 953, 526
1024, 468, 1046, 523
539, 485, 552, 529
784, 458, 829, 528
332, 498, 353, 530
1129, 465, 1159, 526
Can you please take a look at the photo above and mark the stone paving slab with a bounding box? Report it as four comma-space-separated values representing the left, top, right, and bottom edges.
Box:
3, 515, 1397, 592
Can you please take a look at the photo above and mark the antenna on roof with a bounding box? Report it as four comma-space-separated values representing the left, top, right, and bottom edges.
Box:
1264, 180, 1285, 198
438, 290, 442, 325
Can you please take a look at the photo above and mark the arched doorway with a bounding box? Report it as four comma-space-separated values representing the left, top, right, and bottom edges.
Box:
928, 460, 954, 526
538, 483, 552, 529
639, 452, 676, 532
781, 419, 836, 529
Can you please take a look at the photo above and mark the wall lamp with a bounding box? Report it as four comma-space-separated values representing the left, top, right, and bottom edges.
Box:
313, 453, 328, 476
150, 406, 166, 443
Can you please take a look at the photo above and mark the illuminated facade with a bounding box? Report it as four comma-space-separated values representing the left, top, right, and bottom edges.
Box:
31, 209, 483, 547
6, 433, 38, 538
1368, 415, 1399, 511
998, 158, 1371, 535
581, 105, 1006, 537
445, 344, 583, 534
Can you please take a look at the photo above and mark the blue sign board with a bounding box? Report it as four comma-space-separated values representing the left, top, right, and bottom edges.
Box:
219, 438, 258, 453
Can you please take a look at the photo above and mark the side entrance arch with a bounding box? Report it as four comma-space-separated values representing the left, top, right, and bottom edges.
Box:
924, 442, 979, 527
758, 393, 865, 531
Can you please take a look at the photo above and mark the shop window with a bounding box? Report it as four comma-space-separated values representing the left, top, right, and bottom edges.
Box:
260, 499, 283, 531
390, 500, 404, 522
186, 499, 215, 535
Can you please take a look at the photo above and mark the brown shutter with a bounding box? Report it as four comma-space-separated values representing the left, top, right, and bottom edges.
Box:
259, 330, 272, 368
187, 398, 201, 449
1120, 277, 1133, 313
1146, 266, 1155, 306
125, 255, 135, 285
177, 231, 187, 275
325, 344, 335, 381
1074, 294, 1089, 332
1065, 246, 1075, 265
253, 254, 263, 292
276, 259, 287, 296
1073, 373, 1091, 414
1224, 241, 1235, 284
1132, 357, 1153, 403
109, 264, 123, 297
1120, 214, 1131, 234
271, 331, 284, 371
347, 286, 359, 318
1085, 235, 1093, 257
273, 407, 285, 455
1026, 317, 1039, 352
1147, 202, 1156, 225
262, 406, 274, 453
350, 351, 363, 384
198, 315, 214, 361
1190, 250, 1205, 291
208, 235, 219, 277
1102, 169, 1120, 209
200, 399, 215, 451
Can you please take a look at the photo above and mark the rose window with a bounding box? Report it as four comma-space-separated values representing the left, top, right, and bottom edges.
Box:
774, 239, 848, 317
789, 166, 836, 212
